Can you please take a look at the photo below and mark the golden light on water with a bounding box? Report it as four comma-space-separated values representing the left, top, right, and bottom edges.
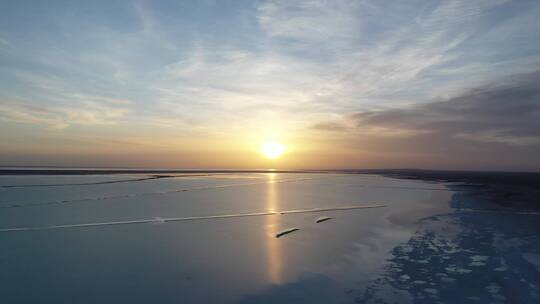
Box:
260, 142, 285, 159
266, 173, 282, 283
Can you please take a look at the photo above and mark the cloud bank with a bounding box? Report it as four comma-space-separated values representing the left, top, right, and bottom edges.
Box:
350, 71, 540, 146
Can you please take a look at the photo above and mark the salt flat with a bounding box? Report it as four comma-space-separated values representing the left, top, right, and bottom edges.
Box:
0, 172, 538, 303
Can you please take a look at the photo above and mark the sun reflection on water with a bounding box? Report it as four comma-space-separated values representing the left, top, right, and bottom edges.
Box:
266, 173, 282, 284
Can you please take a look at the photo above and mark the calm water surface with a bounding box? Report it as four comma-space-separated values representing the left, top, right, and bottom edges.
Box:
0, 173, 538, 303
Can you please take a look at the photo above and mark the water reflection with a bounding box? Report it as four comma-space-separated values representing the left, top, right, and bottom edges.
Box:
266, 173, 282, 284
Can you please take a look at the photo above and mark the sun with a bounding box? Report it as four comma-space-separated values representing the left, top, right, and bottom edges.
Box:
260, 142, 285, 159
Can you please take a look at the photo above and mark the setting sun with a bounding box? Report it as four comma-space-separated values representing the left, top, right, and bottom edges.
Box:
260, 142, 285, 159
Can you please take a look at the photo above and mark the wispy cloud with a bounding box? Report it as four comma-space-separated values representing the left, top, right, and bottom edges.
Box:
0, 37, 11, 49
152, 0, 516, 125
0, 98, 129, 129
257, 0, 360, 44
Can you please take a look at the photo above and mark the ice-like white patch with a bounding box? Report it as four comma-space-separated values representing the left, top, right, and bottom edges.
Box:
494, 257, 508, 271
486, 283, 502, 297
470, 255, 489, 262
469, 261, 486, 267
445, 266, 472, 274
399, 256, 411, 260
412, 280, 426, 284
153, 217, 166, 224
523, 253, 540, 270
400, 245, 414, 254
485, 283, 506, 303
441, 277, 456, 283
399, 274, 410, 281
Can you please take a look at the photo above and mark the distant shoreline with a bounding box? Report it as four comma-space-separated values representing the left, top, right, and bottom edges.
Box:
2, 168, 538, 211
0, 168, 332, 175
1, 167, 539, 178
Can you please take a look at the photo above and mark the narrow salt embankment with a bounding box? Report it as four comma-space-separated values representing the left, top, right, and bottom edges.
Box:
0, 204, 386, 233
0, 175, 169, 188
0, 176, 326, 209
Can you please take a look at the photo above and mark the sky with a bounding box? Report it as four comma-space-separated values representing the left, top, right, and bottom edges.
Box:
1, 0, 540, 170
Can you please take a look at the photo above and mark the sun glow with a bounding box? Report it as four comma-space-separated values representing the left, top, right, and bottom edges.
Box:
260, 142, 285, 159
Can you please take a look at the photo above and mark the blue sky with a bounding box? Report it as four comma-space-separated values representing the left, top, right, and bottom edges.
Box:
1, 0, 539, 169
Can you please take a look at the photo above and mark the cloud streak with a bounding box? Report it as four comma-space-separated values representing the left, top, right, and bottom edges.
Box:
0, 98, 129, 129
